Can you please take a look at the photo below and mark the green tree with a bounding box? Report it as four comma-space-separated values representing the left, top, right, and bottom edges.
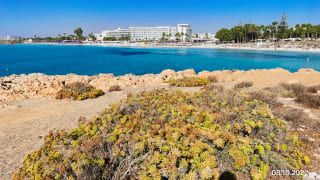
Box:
161, 32, 167, 42
205, 33, 209, 39
215, 28, 233, 42
215, 17, 320, 42
175, 32, 181, 41
88, 33, 97, 41
74, 27, 84, 42
103, 37, 116, 41
271, 21, 278, 39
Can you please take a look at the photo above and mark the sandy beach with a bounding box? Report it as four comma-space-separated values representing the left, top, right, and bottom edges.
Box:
1, 68, 320, 179
28, 41, 320, 53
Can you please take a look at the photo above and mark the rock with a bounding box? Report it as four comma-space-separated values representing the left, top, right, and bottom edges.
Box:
198, 71, 214, 77
160, 69, 176, 76
178, 69, 196, 77
298, 68, 318, 74
307, 137, 315, 142
288, 80, 299, 84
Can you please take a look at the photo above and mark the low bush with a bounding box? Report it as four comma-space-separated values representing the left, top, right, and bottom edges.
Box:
248, 90, 280, 108
108, 85, 122, 92
296, 93, 320, 108
207, 75, 218, 83
202, 84, 224, 92
306, 85, 320, 94
234, 81, 253, 89
280, 83, 305, 97
56, 82, 105, 100
271, 106, 305, 123
168, 77, 211, 87
14, 88, 310, 180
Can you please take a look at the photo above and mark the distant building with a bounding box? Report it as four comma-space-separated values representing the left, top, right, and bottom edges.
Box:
177, 24, 192, 41
24, 39, 33, 43
129, 26, 177, 41
192, 33, 218, 43
0, 36, 21, 41
96, 24, 192, 42
96, 28, 131, 41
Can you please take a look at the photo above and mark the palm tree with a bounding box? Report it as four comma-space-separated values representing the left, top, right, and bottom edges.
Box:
180, 32, 185, 42
74, 27, 84, 42
88, 33, 96, 42
161, 32, 166, 43
271, 21, 278, 39
175, 32, 181, 41
205, 33, 209, 39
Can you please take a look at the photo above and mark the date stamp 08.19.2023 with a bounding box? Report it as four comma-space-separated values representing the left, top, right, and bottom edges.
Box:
271, 169, 320, 179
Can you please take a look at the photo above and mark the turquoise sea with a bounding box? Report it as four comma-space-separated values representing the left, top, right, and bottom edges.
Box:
0, 44, 319, 77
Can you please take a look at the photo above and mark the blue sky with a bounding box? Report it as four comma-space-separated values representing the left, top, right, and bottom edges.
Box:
0, 0, 319, 37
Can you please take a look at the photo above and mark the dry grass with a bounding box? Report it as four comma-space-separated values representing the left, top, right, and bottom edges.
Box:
279, 83, 320, 108
108, 85, 122, 92
202, 84, 224, 92
168, 77, 211, 87
56, 82, 105, 100
248, 90, 280, 108
207, 75, 218, 83
272, 106, 305, 123
296, 93, 320, 108
234, 81, 253, 89
306, 85, 320, 94
280, 83, 305, 96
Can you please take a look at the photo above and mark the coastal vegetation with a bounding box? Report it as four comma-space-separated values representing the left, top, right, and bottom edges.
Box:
13, 87, 310, 179
108, 85, 122, 92
22, 27, 89, 43
56, 82, 105, 100
74, 27, 84, 42
88, 33, 97, 42
216, 16, 320, 43
168, 77, 212, 87
280, 83, 320, 108
103, 36, 131, 41
234, 81, 254, 89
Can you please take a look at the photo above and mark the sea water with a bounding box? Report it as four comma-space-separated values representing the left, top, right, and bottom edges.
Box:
0, 44, 319, 76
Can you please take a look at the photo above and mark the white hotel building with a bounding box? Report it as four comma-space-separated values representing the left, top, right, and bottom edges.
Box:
129, 26, 177, 41
0, 36, 21, 41
97, 28, 131, 40
96, 24, 192, 42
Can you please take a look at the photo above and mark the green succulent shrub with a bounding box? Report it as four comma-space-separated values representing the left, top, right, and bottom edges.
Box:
56, 82, 105, 100
168, 77, 211, 87
14, 88, 309, 180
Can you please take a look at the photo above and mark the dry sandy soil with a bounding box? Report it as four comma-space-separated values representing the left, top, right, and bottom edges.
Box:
1, 68, 320, 179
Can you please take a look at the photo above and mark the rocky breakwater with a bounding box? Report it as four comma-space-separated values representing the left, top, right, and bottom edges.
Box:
0, 69, 198, 110
2, 68, 319, 112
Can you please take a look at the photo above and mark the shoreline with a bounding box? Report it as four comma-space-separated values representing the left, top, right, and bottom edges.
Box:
1, 68, 320, 103
21, 42, 320, 53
